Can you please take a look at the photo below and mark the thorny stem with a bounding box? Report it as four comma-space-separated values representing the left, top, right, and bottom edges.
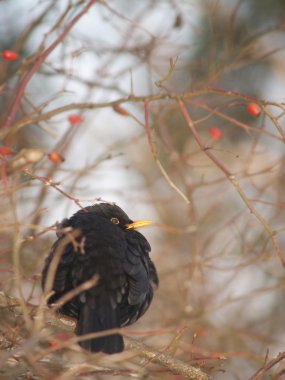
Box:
29, 120, 84, 229
177, 99, 285, 268
3, 0, 98, 131
127, 337, 210, 380
178, 100, 233, 177
35, 328, 210, 380
187, 99, 284, 142
263, 106, 285, 140
248, 351, 285, 380
5, 90, 284, 143
24, 169, 86, 210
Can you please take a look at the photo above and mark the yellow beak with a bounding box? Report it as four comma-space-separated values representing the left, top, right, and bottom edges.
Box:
125, 220, 153, 230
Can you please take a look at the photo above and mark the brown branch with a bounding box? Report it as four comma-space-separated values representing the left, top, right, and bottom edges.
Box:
7, 89, 284, 141
0, 290, 209, 380
143, 100, 191, 204
33, 273, 99, 335
51, 275, 99, 312
4, 0, 98, 130
24, 169, 87, 210
177, 99, 285, 268
263, 106, 285, 140
187, 99, 284, 143
178, 100, 233, 177
35, 329, 210, 380
126, 336, 210, 380
248, 351, 285, 380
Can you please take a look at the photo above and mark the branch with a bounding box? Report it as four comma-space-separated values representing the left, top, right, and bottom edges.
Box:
177, 99, 285, 269
143, 100, 191, 204
126, 336, 210, 380
248, 351, 285, 380
6, 90, 283, 144
4, 0, 98, 130
24, 169, 88, 210
0, 291, 210, 380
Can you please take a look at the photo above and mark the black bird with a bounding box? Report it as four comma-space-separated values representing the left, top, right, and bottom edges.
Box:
42, 203, 158, 354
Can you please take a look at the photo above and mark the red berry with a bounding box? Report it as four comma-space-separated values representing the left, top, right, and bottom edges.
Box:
48, 151, 64, 163
48, 341, 58, 348
112, 105, 129, 116
48, 333, 69, 348
2, 50, 19, 61
68, 114, 82, 124
0, 147, 14, 156
246, 103, 261, 117
209, 127, 222, 140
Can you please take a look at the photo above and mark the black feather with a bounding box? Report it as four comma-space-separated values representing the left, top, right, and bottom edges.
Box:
77, 297, 124, 354
41, 203, 158, 354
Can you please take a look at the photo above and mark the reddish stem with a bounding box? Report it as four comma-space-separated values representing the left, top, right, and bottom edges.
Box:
4, 0, 97, 131
178, 99, 233, 177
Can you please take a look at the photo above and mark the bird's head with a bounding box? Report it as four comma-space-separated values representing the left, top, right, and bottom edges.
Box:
83, 203, 152, 231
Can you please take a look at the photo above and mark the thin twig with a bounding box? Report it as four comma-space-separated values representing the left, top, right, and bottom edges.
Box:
126, 336, 210, 380
4, 0, 98, 130
143, 100, 191, 204
43, 229, 81, 296
248, 351, 285, 380
24, 169, 86, 210
51, 275, 99, 312
12, 231, 33, 330
187, 99, 284, 143
177, 99, 285, 268
7, 89, 283, 143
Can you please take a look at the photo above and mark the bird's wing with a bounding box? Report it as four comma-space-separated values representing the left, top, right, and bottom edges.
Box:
42, 238, 77, 290
123, 233, 151, 305
148, 257, 159, 289
42, 237, 80, 318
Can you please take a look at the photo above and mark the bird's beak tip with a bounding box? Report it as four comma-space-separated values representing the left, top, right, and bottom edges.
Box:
125, 220, 153, 230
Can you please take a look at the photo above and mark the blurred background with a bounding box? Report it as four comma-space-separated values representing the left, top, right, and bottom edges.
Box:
1, 0, 285, 379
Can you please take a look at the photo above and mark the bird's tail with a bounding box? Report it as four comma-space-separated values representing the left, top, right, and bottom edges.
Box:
76, 300, 124, 354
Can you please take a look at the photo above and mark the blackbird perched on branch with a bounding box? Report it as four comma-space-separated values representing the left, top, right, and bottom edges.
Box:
42, 203, 158, 354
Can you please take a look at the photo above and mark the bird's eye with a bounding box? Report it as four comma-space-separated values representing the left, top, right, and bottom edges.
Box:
111, 217, 120, 225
